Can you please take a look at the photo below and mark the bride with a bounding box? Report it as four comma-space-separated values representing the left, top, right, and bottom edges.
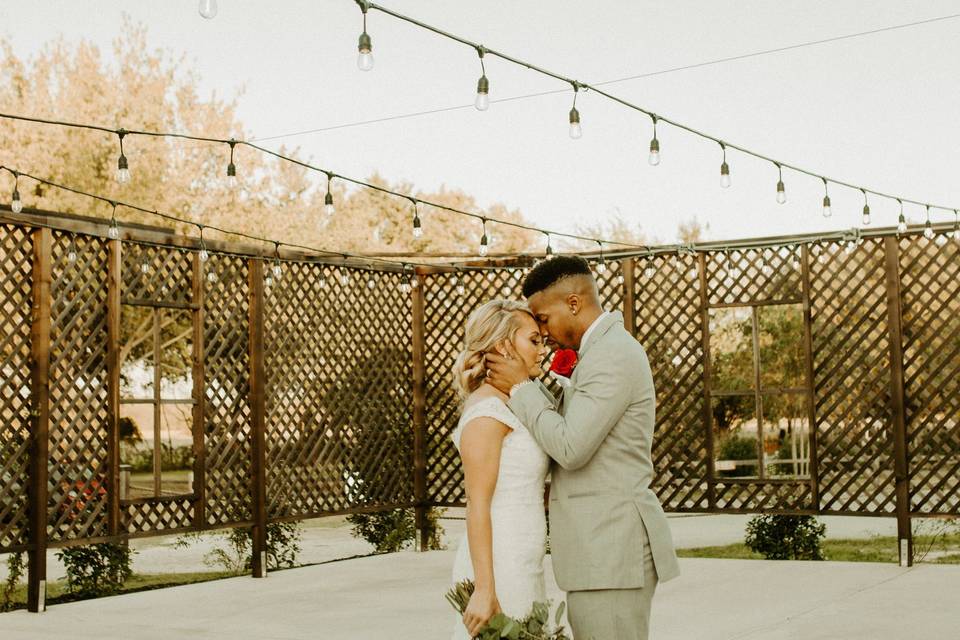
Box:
449, 300, 550, 638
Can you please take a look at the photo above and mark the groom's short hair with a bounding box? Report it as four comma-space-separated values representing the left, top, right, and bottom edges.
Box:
521, 255, 593, 298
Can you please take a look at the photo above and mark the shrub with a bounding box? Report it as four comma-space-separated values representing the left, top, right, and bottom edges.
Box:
55, 542, 134, 597
175, 521, 303, 573
718, 435, 758, 478
347, 507, 446, 553
745, 514, 826, 560
1, 552, 25, 612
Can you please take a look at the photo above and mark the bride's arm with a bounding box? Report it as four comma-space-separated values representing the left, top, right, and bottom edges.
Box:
460, 416, 510, 636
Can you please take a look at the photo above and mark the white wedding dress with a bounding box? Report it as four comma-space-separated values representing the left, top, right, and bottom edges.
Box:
450, 396, 550, 639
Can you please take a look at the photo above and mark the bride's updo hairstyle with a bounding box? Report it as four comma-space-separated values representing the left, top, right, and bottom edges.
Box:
453, 299, 534, 400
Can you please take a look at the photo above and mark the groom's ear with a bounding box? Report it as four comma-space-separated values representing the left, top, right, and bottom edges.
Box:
565, 293, 582, 315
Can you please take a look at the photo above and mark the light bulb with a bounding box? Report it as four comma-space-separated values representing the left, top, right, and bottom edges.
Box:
822, 195, 832, 218
411, 275, 420, 289
324, 192, 335, 216
140, 261, 150, 274
206, 270, 217, 283
226, 163, 237, 187
897, 214, 907, 234
264, 274, 274, 288
67, 249, 78, 263
924, 221, 935, 240
475, 75, 489, 111
862, 204, 871, 226
318, 274, 327, 289
568, 107, 582, 139
952, 226, 960, 241
935, 233, 948, 247
108, 224, 120, 240
720, 162, 731, 188
845, 241, 856, 255
11, 189, 22, 213
412, 215, 423, 239
648, 138, 660, 166
357, 32, 374, 71
479, 234, 489, 257
339, 271, 351, 286
116, 155, 131, 184
198, 0, 218, 19
776, 181, 786, 204
596, 261, 607, 275
367, 277, 376, 290
199, 249, 210, 262
272, 262, 283, 278
617, 273, 625, 285
644, 264, 656, 279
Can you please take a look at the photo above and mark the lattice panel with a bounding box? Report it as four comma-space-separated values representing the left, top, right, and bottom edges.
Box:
423, 268, 527, 505
47, 232, 111, 541
264, 264, 414, 519
203, 254, 252, 525
899, 234, 960, 514
122, 242, 194, 305
705, 245, 803, 305
713, 481, 813, 512
809, 238, 896, 514
124, 498, 194, 535
0, 224, 33, 550
635, 253, 710, 510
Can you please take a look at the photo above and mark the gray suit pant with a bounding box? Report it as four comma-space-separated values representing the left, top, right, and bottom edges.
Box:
566, 532, 659, 640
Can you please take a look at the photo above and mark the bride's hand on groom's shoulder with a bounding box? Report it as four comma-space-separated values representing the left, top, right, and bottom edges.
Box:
484, 348, 530, 395
463, 587, 502, 637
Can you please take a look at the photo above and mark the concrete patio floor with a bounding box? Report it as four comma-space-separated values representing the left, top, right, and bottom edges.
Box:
1, 550, 957, 640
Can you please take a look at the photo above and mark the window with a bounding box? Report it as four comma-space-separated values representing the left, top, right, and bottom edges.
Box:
709, 304, 811, 480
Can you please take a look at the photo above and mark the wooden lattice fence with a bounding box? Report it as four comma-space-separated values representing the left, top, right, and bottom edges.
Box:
1, 207, 958, 612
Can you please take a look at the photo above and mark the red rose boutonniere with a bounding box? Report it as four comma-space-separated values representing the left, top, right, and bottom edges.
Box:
549, 349, 578, 378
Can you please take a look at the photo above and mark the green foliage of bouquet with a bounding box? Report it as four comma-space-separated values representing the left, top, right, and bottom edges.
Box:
445, 579, 571, 640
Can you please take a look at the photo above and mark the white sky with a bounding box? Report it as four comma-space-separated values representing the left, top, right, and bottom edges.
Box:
4, 0, 960, 248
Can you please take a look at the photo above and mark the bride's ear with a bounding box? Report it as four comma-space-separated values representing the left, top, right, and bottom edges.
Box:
492, 339, 509, 357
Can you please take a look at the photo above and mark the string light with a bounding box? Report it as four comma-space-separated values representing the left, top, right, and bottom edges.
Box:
198, 225, 210, 262
897, 199, 907, 234
648, 114, 660, 166
107, 202, 120, 240
411, 199, 423, 239
924, 206, 935, 239
821, 179, 832, 218
198, 0, 218, 19
568, 82, 582, 139
861, 189, 871, 226
595, 241, 607, 274
67, 236, 78, 263
366, 270, 377, 289
400, 265, 413, 294
761, 249, 774, 276
226, 139, 237, 186
271, 243, 283, 279
115, 130, 131, 185
318, 271, 328, 289
544, 232, 553, 257
775, 163, 786, 204
324, 173, 335, 216
139, 258, 150, 275
411, 269, 420, 290
357, 1, 374, 72
719, 143, 731, 189
644, 255, 656, 279
479, 218, 489, 257
339, 268, 352, 287
474, 46, 489, 111
10, 171, 22, 213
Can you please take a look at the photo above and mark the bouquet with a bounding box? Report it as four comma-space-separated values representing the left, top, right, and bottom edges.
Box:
445, 579, 571, 640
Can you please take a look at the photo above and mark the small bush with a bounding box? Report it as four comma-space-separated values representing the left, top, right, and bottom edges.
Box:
745, 514, 826, 560
347, 507, 446, 553
1, 552, 25, 612
175, 521, 303, 573
718, 435, 758, 478
56, 542, 134, 597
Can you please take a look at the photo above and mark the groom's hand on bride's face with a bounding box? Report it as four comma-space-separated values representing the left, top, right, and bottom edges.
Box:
484, 350, 529, 394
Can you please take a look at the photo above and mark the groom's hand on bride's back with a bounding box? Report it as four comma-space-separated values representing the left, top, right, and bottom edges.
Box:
484, 351, 529, 395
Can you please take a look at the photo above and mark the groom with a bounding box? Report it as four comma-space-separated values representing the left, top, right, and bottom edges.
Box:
486, 256, 679, 640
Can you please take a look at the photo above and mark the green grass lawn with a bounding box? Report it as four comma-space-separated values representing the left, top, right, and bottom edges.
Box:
678, 533, 960, 564
3, 571, 238, 611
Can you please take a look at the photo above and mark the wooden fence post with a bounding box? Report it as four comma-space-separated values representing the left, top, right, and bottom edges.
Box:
191, 252, 207, 528
28, 227, 52, 613
411, 269, 429, 551
248, 258, 268, 577
107, 237, 121, 537
883, 236, 913, 567
621, 258, 636, 336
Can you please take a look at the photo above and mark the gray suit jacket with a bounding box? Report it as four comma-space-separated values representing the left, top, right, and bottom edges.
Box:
508, 311, 680, 592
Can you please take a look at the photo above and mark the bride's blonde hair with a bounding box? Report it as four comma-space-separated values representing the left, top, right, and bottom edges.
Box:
452, 299, 534, 400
